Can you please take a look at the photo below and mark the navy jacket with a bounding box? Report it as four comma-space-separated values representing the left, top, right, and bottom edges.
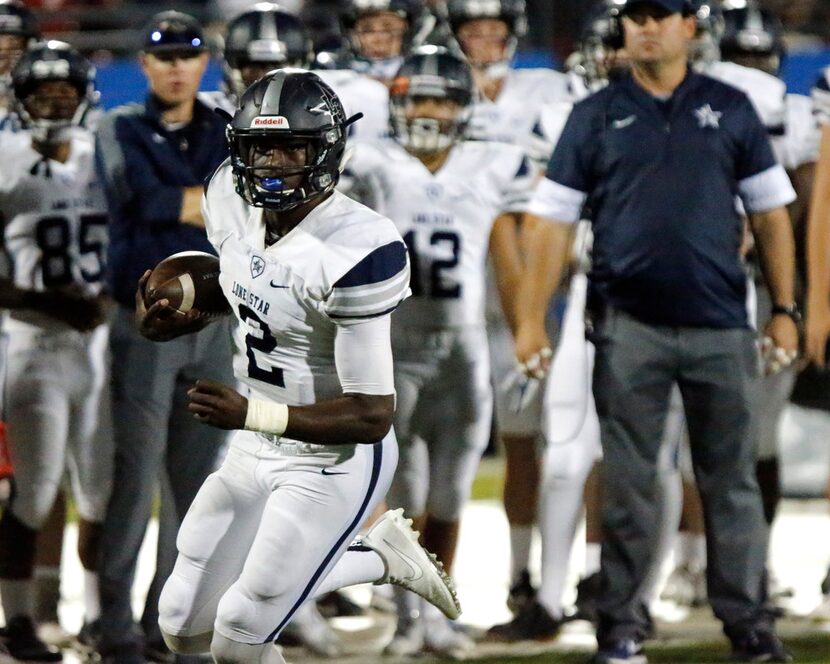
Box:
95, 94, 228, 307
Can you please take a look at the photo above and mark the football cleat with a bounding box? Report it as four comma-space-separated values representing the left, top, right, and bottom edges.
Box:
506, 569, 537, 615
382, 616, 424, 657
487, 600, 561, 642
0, 616, 63, 662
361, 508, 461, 620
574, 571, 601, 623
660, 564, 707, 607
592, 638, 648, 664
281, 603, 342, 658
729, 628, 792, 662
422, 613, 475, 660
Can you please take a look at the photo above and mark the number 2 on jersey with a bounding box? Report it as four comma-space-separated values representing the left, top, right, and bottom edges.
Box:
403, 229, 462, 299
239, 304, 285, 388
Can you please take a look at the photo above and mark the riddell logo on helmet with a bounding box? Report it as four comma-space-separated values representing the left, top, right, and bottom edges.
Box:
250, 116, 290, 128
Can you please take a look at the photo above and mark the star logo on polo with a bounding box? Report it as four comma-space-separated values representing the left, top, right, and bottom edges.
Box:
250, 255, 265, 278
694, 104, 722, 129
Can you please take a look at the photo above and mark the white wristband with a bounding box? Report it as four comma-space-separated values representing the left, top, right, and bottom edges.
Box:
244, 399, 289, 436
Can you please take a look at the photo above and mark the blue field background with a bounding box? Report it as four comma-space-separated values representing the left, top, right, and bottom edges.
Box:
94, 48, 830, 110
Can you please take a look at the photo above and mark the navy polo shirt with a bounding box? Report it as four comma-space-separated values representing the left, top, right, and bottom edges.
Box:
95, 94, 229, 308
531, 70, 795, 328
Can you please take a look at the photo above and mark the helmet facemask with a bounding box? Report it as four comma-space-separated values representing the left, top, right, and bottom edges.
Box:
229, 127, 343, 211
390, 81, 471, 155
689, 2, 725, 67
16, 78, 89, 145
350, 10, 409, 81
455, 17, 517, 81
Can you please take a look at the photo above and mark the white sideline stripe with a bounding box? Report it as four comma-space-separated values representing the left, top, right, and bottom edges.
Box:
179, 273, 195, 312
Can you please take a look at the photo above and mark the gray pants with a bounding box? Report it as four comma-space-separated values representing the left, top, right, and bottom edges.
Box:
591, 308, 768, 645
98, 306, 234, 651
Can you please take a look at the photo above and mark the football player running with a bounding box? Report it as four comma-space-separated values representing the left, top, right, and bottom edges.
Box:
343, 47, 534, 658
0, 41, 110, 662
445, 0, 572, 618
151, 69, 460, 664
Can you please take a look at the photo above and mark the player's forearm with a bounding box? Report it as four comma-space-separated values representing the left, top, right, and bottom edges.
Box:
180, 186, 206, 228
0, 279, 53, 312
749, 206, 796, 308
489, 213, 523, 333
807, 126, 830, 316
283, 394, 395, 445
515, 216, 574, 328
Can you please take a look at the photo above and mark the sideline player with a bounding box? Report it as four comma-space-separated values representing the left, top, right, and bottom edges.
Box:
0, 41, 110, 662
340, 0, 421, 85
0, 0, 38, 124
445, 0, 572, 614
152, 69, 460, 664
344, 46, 535, 657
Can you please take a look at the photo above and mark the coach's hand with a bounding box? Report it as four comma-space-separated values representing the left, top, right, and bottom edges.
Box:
187, 379, 248, 430
135, 270, 208, 342
762, 314, 800, 376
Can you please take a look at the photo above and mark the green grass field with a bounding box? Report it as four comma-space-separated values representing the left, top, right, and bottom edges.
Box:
401, 633, 830, 663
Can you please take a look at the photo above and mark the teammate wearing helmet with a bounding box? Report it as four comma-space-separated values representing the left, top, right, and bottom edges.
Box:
691, 0, 787, 158
446, 0, 571, 620
0, 40, 110, 663
343, 46, 535, 657
340, 0, 421, 84
717, 1, 820, 609
222, 3, 314, 102
0, 0, 38, 118
152, 68, 460, 664
0, 0, 39, 627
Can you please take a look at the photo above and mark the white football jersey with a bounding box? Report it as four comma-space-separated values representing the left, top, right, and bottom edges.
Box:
198, 90, 237, 116
316, 69, 390, 139
0, 129, 108, 329
702, 60, 787, 155
778, 93, 820, 171
812, 66, 830, 126
203, 163, 410, 408
344, 138, 534, 327
468, 68, 572, 166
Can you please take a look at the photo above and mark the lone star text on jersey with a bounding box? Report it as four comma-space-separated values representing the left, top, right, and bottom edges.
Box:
232, 281, 271, 316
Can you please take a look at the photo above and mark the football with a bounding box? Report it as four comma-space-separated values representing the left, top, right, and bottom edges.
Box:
144, 251, 227, 315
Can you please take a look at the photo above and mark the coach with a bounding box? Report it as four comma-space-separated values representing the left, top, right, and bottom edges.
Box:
513, 1, 797, 662
94, 12, 234, 664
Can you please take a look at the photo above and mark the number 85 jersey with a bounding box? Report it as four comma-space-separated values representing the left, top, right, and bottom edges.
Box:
203, 161, 410, 407
0, 130, 108, 326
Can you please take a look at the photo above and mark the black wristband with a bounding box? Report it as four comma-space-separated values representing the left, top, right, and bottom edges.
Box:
771, 303, 802, 323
